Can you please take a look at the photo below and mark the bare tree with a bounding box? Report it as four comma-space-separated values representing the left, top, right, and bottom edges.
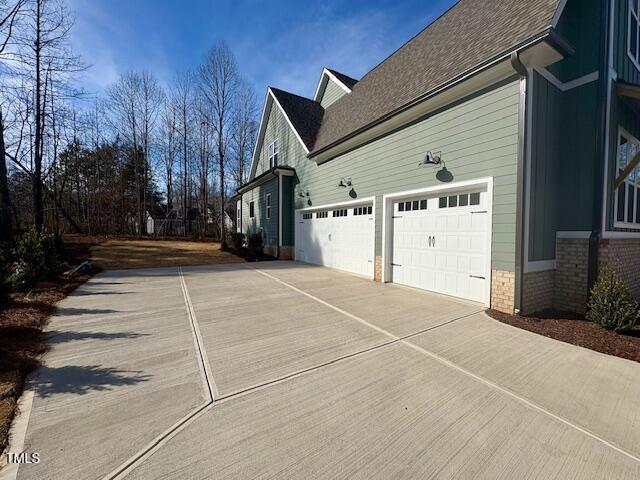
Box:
230, 80, 257, 189
199, 43, 238, 246
160, 99, 177, 215
172, 71, 194, 235
106, 72, 146, 234
0, 0, 27, 243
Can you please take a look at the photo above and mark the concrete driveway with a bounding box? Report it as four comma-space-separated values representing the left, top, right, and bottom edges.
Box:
5, 261, 640, 479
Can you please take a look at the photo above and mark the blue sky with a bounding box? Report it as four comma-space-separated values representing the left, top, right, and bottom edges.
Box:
68, 0, 458, 100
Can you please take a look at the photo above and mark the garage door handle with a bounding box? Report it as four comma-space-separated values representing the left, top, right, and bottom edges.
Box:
428, 236, 436, 247
469, 275, 485, 279
471, 210, 487, 214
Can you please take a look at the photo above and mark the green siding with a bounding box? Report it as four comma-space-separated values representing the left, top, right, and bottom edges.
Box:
281, 176, 294, 246
528, 71, 601, 261
254, 104, 306, 178
240, 176, 279, 247
548, 0, 602, 82
261, 79, 521, 272
613, 0, 640, 85
320, 78, 347, 108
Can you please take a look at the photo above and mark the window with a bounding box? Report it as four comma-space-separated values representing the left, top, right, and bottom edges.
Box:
353, 205, 373, 216
439, 192, 481, 208
237, 205, 241, 227
266, 193, 271, 220
268, 139, 279, 168
614, 129, 640, 228
397, 199, 427, 212
332, 209, 347, 217
249, 201, 255, 218
630, 0, 640, 68
316, 211, 328, 219
302, 213, 312, 220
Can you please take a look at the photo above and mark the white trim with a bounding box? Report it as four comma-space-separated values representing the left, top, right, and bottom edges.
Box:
556, 231, 592, 239
277, 174, 283, 247
535, 67, 599, 91
614, 221, 640, 230
627, 0, 640, 71
381, 177, 494, 307
247, 90, 271, 181
602, 0, 617, 235
524, 68, 534, 269
313, 68, 353, 102
247, 88, 310, 181
551, 0, 569, 27
524, 260, 556, 273
603, 230, 640, 239
265, 192, 272, 220
295, 196, 375, 213
613, 127, 640, 228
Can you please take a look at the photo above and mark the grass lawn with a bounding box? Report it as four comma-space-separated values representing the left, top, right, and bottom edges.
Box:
66, 236, 244, 271
0, 235, 246, 457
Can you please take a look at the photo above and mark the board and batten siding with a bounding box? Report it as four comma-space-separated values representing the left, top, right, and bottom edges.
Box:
240, 176, 279, 248
253, 78, 521, 272
613, 0, 640, 85
320, 78, 348, 108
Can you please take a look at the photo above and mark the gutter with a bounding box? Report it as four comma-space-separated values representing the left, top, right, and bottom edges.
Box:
510, 52, 529, 314
588, 0, 613, 296
309, 28, 573, 161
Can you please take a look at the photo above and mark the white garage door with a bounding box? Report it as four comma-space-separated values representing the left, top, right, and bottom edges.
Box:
391, 190, 489, 303
295, 203, 374, 277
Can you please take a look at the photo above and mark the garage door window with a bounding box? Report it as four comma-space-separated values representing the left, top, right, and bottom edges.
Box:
332, 209, 347, 217
316, 211, 328, 218
354, 206, 372, 216
302, 213, 312, 219
439, 192, 480, 208
398, 199, 427, 212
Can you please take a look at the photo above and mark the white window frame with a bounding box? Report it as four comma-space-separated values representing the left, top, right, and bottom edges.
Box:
249, 201, 255, 219
614, 127, 640, 230
266, 193, 271, 220
629, 0, 640, 70
268, 139, 279, 168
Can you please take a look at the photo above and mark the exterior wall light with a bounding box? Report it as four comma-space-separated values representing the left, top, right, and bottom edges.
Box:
419, 151, 442, 166
338, 177, 352, 188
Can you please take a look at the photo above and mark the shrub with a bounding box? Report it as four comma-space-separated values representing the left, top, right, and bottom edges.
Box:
246, 233, 263, 257
10, 229, 63, 290
227, 232, 245, 251
586, 269, 639, 333
0, 248, 11, 303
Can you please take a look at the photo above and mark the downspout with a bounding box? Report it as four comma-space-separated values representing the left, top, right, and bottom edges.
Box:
588, 0, 613, 296
510, 52, 528, 314
277, 172, 282, 259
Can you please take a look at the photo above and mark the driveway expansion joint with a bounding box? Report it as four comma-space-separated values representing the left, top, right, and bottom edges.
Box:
102, 267, 218, 480
252, 266, 640, 465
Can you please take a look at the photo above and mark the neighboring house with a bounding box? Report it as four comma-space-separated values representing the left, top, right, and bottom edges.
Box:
234, 0, 640, 315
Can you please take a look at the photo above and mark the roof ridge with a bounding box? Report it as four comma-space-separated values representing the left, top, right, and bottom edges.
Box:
270, 86, 317, 104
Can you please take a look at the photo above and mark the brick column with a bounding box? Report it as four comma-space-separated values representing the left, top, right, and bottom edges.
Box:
491, 270, 515, 313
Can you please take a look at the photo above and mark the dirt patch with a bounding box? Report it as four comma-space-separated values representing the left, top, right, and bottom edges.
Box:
487, 309, 640, 363
65, 236, 245, 271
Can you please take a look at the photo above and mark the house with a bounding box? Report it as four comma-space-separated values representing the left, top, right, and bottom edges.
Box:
234, 0, 640, 315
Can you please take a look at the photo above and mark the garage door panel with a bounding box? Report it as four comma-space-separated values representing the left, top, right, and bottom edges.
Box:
296, 205, 374, 278
391, 191, 489, 303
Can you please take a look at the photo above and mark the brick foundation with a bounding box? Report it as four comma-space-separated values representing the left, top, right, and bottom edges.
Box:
554, 238, 589, 314
374, 256, 382, 282
599, 238, 640, 300
278, 246, 293, 260
491, 270, 515, 314
522, 269, 555, 314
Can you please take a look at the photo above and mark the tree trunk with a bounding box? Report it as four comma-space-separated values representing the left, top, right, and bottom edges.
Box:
0, 109, 13, 245
32, 0, 44, 233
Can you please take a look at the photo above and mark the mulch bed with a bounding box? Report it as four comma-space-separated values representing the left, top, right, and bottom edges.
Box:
222, 246, 276, 262
487, 309, 640, 363
0, 240, 100, 455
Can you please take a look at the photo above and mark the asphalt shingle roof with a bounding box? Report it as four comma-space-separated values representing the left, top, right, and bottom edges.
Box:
309, 0, 563, 154
270, 87, 325, 152
326, 69, 359, 90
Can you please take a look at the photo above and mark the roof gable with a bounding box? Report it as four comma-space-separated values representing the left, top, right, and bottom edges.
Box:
313, 68, 358, 103
248, 88, 324, 180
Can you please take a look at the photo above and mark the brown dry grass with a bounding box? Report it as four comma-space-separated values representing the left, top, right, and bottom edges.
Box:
66, 236, 244, 271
